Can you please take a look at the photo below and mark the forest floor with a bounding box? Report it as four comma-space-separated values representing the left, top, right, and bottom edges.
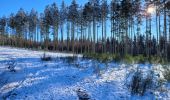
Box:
0, 46, 170, 100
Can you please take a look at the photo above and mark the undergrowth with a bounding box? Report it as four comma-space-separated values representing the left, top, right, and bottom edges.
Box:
83, 53, 166, 64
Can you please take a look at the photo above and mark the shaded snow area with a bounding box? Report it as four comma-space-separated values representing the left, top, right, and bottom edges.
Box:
0, 47, 170, 100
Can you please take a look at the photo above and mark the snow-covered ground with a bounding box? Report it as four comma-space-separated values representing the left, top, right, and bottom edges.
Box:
0, 46, 170, 100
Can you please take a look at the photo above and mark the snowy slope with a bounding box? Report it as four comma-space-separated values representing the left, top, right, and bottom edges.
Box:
0, 46, 169, 100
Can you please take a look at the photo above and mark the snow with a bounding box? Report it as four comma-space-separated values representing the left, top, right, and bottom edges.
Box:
0, 46, 170, 100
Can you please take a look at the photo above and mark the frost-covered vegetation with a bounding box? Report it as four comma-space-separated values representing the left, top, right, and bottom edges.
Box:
163, 66, 170, 82
0, 47, 170, 100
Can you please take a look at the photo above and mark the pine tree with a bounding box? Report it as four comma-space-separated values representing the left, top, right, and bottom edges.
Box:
101, 0, 108, 53
90, 0, 100, 53
51, 3, 59, 50
44, 5, 51, 50
0, 16, 6, 45
29, 9, 38, 43
68, 0, 79, 53
15, 8, 27, 47
83, 2, 93, 53
60, 0, 67, 52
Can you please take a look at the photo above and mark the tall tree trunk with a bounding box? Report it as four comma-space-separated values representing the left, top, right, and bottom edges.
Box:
71, 22, 75, 53
61, 24, 64, 52
159, 11, 161, 56
37, 26, 39, 44
84, 28, 86, 53
111, 17, 113, 54
104, 17, 107, 53
56, 26, 58, 51
146, 15, 149, 57
102, 18, 104, 53
156, 7, 159, 56
67, 22, 70, 52
169, 13, 170, 44
45, 26, 49, 51
164, 2, 167, 60
137, 15, 140, 55
88, 23, 91, 53
130, 19, 133, 55
125, 19, 128, 55
93, 17, 96, 53
53, 27, 56, 50
80, 24, 83, 54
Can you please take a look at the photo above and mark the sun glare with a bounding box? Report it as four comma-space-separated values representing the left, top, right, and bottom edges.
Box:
147, 6, 155, 14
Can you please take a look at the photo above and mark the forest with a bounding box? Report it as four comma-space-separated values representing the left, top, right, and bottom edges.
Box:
0, 0, 170, 61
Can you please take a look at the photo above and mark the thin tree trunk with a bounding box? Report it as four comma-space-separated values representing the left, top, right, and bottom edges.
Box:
102, 18, 104, 53
169, 13, 170, 44
81, 23, 83, 54
104, 18, 107, 53
125, 19, 128, 55
53, 26, 56, 50
156, 8, 159, 56
88, 23, 91, 53
71, 22, 75, 53
93, 17, 96, 53
149, 15, 152, 58
164, 2, 167, 60
61, 24, 64, 52
67, 22, 70, 52
159, 11, 161, 56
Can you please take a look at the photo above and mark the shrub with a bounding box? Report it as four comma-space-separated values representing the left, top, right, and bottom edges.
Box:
7, 59, 16, 72
83, 53, 166, 64
134, 55, 146, 64
98, 53, 112, 63
76, 88, 90, 100
163, 67, 170, 82
128, 70, 154, 95
41, 53, 52, 61
112, 54, 121, 62
123, 54, 134, 63
149, 56, 165, 64
65, 56, 78, 64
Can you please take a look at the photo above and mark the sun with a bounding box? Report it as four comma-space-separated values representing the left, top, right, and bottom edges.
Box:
147, 6, 155, 14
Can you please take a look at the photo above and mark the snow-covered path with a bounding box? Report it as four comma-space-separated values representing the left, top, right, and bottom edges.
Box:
0, 46, 169, 100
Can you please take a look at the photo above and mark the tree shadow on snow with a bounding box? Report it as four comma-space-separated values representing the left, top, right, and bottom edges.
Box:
0, 57, 93, 99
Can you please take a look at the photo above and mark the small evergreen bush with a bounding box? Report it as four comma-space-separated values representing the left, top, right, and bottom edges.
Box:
65, 56, 77, 64
41, 53, 52, 61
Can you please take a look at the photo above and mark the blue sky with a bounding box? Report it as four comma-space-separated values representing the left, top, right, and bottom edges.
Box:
0, 0, 88, 17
